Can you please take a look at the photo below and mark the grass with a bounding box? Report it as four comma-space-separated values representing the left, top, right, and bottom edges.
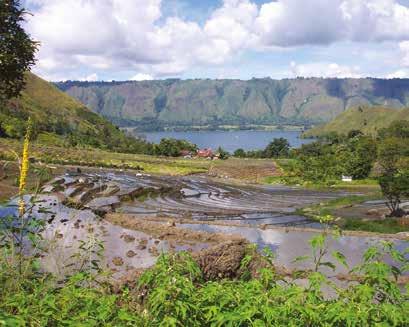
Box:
342, 218, 409, 234
303, 105, 409, 138
298, 195, 377, 218
0, 138, 210, 176
0, 138, 280, 184
298, 193, 409, 233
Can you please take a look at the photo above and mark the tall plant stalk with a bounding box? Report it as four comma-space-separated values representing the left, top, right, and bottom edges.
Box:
17, 118, 32, 273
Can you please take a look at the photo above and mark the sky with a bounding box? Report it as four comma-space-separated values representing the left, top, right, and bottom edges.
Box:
22, 0, 409, 81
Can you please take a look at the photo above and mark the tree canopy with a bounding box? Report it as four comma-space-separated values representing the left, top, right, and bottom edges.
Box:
0, 0, 38, 102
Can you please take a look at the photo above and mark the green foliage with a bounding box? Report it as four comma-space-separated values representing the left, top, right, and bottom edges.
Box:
134, 240, 409, 326
216, 146, 229, 160
304, 106, 409, 138
377, 125, 409, 216
153, 138, 197, 157
0, 73, 155, 154
264, 137, 290, 158
0, 0, 38, 102
379, 173, 409, 217
233, 148, 246, 158
233, 138, 290, 159
1, 226, 408, 326
342, 218, 409, 234
291, 134, 377, 185
0, 272, 143, 326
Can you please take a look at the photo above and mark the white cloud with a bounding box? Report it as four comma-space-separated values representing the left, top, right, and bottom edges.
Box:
80, 73, 99, 82
399, 41, 409, 67
386, 69, 409, 78
130, 73, 154, 81
290, 61, 362, 78
25, 0, 409, 80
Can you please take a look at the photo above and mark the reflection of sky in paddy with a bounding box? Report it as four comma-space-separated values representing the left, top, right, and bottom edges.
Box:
180, 223, 409, 274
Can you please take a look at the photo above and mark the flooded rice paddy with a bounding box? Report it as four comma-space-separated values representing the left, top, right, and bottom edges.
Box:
1, 170, 407, 277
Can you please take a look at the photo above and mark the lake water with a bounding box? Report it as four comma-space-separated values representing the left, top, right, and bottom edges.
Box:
141, 130, 314, 152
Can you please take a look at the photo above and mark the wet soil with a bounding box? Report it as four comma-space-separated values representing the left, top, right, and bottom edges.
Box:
2, 170, 408, 285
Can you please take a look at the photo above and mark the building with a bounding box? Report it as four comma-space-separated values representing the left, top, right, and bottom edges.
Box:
197, 148, 214, 159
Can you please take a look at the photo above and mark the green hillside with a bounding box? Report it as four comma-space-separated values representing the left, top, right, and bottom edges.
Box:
56, 77, 409, 130
0, 73, 150, 153
302, 106, 409, 138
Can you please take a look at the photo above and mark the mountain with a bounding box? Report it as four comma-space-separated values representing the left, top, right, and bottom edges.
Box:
302, 106, 409, 138
56, 77, 409, 130
0, 73, 151, 153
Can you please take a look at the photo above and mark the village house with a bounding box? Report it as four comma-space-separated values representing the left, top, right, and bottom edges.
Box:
196, 148, 214, 159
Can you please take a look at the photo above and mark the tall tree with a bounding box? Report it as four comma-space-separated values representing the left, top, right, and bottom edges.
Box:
0, 0, 38, 102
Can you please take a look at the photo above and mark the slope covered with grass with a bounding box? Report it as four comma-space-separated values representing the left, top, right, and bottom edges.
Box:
0, 73, 151, 153
303, 106, 409, 138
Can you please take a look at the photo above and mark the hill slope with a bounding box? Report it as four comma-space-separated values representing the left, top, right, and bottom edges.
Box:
302, 106, 409, 138
56, 77, 409, 129
0, 73, 150, 153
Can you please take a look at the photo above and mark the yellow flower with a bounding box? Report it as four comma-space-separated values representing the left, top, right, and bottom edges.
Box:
18, 118, 32, 216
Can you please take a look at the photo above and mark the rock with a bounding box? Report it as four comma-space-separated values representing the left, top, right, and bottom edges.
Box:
137, 239, 148, 250
366, 209, 379, 216
396, 232, 409, 239
126, 250, 137, 258
149, 246, 159, 256
112, 257, 124, 266
167, 220, 176, 227
55, 232, 63, 239
121, 234, 136, 243
86, 196, 120, 210
99, 183, 120, 196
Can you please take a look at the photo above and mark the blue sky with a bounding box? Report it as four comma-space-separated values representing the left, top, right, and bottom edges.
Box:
23, 0, 409, 81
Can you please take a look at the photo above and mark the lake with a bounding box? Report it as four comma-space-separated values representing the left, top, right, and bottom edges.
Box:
141, 130, 314, 152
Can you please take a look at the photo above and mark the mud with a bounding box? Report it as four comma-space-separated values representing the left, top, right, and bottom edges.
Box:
192, 239, 248, 280
105, 213, 244, 244
1, 170, 408, 285
42, 171, 354, 228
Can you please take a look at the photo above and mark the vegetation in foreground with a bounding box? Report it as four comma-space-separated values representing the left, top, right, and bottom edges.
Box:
1, 226, 408, 326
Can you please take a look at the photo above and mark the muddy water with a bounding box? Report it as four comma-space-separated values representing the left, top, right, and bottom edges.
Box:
180, 223, 409, 275
1, 171, 407, 276
115, 174, 351, 227
0, 195, 208, 277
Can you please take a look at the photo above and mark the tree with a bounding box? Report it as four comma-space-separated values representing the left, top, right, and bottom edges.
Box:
216, 147, 229, 160
233, 148, 246, 158
377, 137, 409, 175
0, 0, 38, 102
379, 173, 409, 217
377, 134, 409, 216
264, 138, 290, 158
338, 136, 377, 179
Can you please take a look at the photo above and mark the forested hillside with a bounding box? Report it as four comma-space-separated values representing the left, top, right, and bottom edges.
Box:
0, 73, 151, 153
57, 77, 409, 129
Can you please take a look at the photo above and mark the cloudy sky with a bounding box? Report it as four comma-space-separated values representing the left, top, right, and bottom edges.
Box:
23, 0, 409, 81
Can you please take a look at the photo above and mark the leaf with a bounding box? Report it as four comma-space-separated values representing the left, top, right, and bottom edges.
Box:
292, 255, 309, 263
332, 251, 348, 268
309, 234, 325, 251
319, 262, 336, 271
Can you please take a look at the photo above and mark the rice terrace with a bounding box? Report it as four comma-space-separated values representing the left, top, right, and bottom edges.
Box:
1, 0, 409, 326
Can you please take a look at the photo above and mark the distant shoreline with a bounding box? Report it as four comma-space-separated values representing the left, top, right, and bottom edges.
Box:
121, 124, 312, 133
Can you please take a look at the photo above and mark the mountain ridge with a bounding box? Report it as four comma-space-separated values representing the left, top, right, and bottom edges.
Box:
56, 77, 409, 130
